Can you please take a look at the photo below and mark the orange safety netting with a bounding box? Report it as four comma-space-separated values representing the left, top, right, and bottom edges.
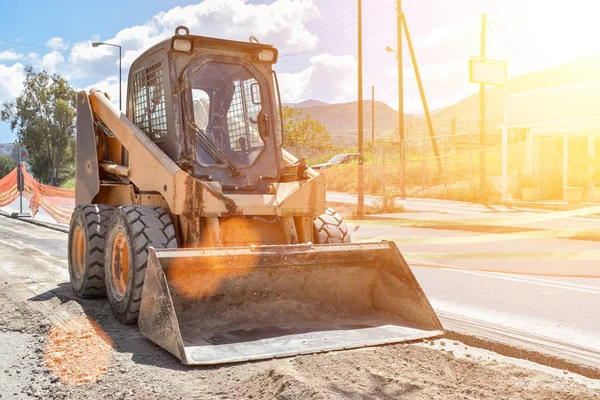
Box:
0, 164, 75, 224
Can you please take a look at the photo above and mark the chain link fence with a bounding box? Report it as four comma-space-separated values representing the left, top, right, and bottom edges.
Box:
323, 132, 533, 203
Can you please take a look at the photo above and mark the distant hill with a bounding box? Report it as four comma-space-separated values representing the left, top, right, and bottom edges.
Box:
295, 100, 328, 108
291, 100, 419, 146
291, 54, 600, 147
431, 53, 600, 134
0, 143, 13, 158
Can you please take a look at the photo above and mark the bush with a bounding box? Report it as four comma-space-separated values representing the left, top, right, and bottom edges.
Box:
0, 156, 17, 178
60, 176, 76, 189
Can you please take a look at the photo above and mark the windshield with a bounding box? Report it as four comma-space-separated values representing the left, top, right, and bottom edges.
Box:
189, 63, 265, 167
328, 154, 345, 164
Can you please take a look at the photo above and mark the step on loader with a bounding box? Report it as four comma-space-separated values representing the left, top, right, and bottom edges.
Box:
68, 26, 443, 365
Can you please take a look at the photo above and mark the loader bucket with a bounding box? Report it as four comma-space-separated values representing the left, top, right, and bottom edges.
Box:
138, 241, 443, 365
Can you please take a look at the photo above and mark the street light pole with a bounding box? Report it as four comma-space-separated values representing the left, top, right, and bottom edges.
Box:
118, 45, 122, 111
92, 41, 122, 111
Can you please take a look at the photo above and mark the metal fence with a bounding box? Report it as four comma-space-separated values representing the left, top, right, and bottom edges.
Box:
323, 132, 530, 203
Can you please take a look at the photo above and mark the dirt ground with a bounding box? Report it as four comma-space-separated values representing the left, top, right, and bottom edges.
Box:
0, 216, 599, 399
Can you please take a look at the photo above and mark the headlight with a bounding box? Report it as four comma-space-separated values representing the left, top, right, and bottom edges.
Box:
256, 49, 275, 62
173, 39, 192, 52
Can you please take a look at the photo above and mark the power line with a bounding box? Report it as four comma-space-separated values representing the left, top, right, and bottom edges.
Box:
277, 0, 385, 52
280, 0, 389, 56
281, 0, 388, 55
280, 24, 389, 58
275, 4, 360, 49
0, 39, 117, 58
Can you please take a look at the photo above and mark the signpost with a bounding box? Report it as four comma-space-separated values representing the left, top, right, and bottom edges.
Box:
11, 146, 31, 218
469, 57, 508, 86
469, 25, 508, 204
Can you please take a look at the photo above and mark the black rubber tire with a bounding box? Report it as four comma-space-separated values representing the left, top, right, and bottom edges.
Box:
68, 204, 115, 298
313, 207, 351, 244
104, 206, 177, 324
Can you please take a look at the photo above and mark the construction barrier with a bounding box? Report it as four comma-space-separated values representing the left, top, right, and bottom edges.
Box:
0, 165, 75, 224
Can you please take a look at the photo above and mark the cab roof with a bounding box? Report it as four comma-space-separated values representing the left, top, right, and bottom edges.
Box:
133, 26, 276, 67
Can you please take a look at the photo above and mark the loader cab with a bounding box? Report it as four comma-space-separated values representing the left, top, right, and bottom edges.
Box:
126, 26, 283, 193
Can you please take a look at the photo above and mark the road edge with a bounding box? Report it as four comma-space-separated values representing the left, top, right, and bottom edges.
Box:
441, 313, 600, 380
0, 210, 68, 234
2, 209, 599, 381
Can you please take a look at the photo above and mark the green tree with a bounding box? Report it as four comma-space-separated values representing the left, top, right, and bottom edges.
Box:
0, 156, 17, 178
1, 66, 76, 185
282, 106, 332, 151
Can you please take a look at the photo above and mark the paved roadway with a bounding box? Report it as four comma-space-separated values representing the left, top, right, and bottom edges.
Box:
2, 194, 600, 372
329, 191, 600, 369
346, 223, 600, 350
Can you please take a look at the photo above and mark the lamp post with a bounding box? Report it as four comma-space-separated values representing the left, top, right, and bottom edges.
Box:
92, 41, 122, 111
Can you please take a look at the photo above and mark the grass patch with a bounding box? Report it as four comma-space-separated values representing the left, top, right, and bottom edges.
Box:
60, 177, 76, 189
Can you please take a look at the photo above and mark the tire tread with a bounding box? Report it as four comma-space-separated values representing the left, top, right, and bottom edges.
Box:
68, 204, 115, 298
105, 206, 176, 323
313, 208, 351, 244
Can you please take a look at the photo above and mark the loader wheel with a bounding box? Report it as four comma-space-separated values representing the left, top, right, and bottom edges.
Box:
104, 206, 177, 324
313, 207, 351, 244
68, 204, 115, 298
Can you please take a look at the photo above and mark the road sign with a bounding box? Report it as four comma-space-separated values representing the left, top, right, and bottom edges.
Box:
469, 57, 507, 86
11, 146, 29, 163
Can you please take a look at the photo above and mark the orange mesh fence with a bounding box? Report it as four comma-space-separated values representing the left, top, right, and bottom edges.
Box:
0, 168, 20, 207
0, 164, 75, 224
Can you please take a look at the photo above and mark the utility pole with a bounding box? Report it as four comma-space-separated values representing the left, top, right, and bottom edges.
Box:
402, 13, 442, 174
371, 85, 375, 156
397, 0, 406, 199
372, 85, 375, 193
357, 0, 365, 218
479, 13, 487, 204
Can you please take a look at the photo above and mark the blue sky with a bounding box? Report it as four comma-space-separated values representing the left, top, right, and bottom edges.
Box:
1, 0, 599, 143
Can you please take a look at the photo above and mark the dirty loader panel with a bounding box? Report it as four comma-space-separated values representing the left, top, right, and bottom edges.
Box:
75, 91, 99, 205
138, 242, 443, 365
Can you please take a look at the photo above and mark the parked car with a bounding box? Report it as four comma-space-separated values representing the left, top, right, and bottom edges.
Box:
312, 153, 362, 171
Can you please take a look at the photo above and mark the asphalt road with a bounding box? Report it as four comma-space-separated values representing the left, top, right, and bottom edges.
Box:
345, 221, 600, 370
2, 199, 600, 374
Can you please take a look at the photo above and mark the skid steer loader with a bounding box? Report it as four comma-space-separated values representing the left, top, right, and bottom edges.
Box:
68, 26, 443, 365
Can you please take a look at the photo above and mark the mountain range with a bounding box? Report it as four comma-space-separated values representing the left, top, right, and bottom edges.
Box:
287, 53, 600, 147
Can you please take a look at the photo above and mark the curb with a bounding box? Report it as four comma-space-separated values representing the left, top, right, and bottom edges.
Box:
0, 210, 69, 233
439, 312, 600, 380
444, 329, 600, 380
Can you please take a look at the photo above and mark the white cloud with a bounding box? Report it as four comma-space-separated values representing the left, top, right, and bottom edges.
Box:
412, 16, 479, 50
69, 0, 319, 84
0, 50, 23, 62
46, 37, 69, 51
0, 63, 25, 103
40, 51, 65, 74
0, 0, 322, 116
81, 77, 125, 111
279, 53, 359, 104
25, 52, 40, 61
